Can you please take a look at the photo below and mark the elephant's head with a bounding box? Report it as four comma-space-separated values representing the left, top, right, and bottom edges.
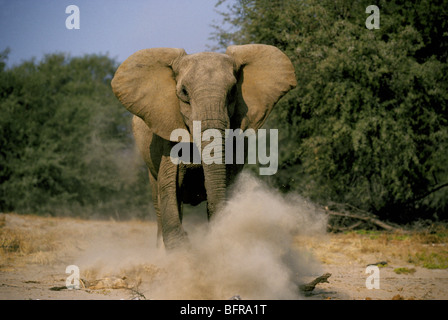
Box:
112, 44, 296, 216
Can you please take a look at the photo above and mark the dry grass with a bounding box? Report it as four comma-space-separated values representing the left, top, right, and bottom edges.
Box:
296, 226, 448, 269
0, 213, 86, 267
1, 222, 58, 266
0, 227, 59, 254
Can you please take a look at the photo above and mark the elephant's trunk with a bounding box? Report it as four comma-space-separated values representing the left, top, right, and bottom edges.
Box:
201, 123, 228, 219
195, 97, 230, 219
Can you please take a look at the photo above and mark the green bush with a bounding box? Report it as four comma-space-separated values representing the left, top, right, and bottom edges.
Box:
212, 0, 448, 221
0, 51, 151, 219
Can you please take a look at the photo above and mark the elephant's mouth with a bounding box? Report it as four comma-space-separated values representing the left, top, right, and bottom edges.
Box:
179, 164, 207, 206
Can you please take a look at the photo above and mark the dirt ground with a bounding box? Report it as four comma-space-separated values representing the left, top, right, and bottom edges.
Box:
1, 212, 447, 300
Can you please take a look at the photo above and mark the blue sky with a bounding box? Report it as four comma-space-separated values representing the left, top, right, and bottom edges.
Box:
0, 0, 234, 67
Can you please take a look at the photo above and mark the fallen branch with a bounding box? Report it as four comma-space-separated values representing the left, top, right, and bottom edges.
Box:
299, 273, 331, 294
326, 210, 400, 232
330, 220, 363, 232
366, 261, 388, 267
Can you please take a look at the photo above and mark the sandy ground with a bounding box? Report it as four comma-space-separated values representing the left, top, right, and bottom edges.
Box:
1, 212, 447, 300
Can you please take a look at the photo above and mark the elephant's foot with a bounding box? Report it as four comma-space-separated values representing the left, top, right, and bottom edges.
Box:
163, 228, 190, 251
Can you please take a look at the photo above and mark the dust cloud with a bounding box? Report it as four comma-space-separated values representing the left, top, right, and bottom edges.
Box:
75, 172, 328, 299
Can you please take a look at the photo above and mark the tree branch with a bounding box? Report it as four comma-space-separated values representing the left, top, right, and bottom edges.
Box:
413, 182, 448, 203
325, 209, 403, 232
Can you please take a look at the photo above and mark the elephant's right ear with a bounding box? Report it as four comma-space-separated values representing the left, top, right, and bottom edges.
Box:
111, 48, 188, 141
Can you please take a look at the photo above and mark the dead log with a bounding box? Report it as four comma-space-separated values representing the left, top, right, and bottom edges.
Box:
327, 210, 400, 231
299, 273, 331, 294
323, 204, 406, 232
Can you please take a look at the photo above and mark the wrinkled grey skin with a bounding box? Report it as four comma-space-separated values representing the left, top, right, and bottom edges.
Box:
112, 45, 296, 250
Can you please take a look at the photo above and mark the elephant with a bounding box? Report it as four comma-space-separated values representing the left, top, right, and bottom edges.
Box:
111, 44, 296, 250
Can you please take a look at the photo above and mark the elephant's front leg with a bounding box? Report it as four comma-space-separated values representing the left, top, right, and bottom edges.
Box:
148, 172, 163, 248
157, 154, 188, 250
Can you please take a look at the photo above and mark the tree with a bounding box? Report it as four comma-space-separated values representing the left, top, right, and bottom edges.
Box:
212, 0, 448, 221
0, 52, 151, 218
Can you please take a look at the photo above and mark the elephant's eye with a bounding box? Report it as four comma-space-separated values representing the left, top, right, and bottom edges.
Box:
178, 86, 190, 103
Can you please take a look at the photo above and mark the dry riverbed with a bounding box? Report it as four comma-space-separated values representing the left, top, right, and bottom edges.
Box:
1, 213, 447, 300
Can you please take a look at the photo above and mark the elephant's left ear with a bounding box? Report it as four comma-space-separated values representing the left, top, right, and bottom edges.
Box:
226, 44, 297, 131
